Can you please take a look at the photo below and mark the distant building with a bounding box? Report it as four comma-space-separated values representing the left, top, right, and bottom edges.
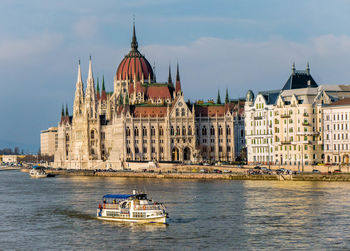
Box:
40, 127, 58, 156
323, 98, 350, 165
2, 155, 17, 163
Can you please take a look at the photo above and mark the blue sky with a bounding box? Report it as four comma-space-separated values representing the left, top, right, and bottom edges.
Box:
1, 0, 350, 151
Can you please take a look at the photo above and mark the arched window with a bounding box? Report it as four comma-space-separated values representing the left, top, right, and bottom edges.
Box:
202, 126, 207, 136
126, 127, 130, 137
188, 126, 192, 135
135, 147, 139, 153
142, 126, 147, 137
182, 126, 186, 135
90, 130, 95, 139
170, 126, 174, 136
218, 125, 222, 136
196, 126, 199, 136
181, 108, 185, 116
226, 126, 231, 135
151, 126, 155, 136
176, 108, 179, 116
210, 126, 215, 136
159, 127, 164, 136
176, 126, 180, 136
134, 127, 139, 137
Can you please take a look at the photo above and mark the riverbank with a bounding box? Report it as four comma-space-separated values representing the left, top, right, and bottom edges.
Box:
20, 168, 350, 182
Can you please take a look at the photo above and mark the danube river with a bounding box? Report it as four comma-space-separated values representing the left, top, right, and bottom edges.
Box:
1, 170, 350, 250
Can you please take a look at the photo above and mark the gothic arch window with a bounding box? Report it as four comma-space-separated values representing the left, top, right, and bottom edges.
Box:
126, 127, 131, 137
151, 126, 155, 136
188, 126, 192, 135
176, 126, 180, 136
218, 125, 223, 136
181, 108, 185, 116
210, 126, 215, 136
202, 126, 207, 136
134, 127, 139, 137
142, 126, 147, 137
196, 126, 199, 136
182, 126, 186, 135
176, 108, 179, 116
170, 126, 174, 136
226, 126, 231, 135
90, 130, 95, 140
159, 127, 164, 136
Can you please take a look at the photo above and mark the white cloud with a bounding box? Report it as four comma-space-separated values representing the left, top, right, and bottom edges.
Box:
74, 17, 99, 39
0, 34, 63, 63
141, 35, 350, 99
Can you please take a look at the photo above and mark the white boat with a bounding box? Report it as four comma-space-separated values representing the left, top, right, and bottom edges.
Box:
97, 190, 168, 224
29, 166, 48, 178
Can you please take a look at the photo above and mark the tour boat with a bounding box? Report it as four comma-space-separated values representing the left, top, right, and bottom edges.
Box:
29, 166, 48, 178
96, 191, 168, 224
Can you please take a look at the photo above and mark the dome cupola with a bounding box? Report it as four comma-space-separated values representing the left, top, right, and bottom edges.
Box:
116, 23, 154, 81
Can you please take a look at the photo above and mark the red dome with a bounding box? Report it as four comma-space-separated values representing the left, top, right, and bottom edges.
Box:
116, 24, 154, 81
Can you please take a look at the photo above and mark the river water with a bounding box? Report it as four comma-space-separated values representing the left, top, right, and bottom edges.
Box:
1, 170, 350, 250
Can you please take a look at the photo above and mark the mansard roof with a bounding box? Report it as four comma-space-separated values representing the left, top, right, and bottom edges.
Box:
282, 70, 318, 90
257, 89, 280, 105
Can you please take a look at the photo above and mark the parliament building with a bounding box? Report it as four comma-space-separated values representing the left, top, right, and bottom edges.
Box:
54, 24, 245, 169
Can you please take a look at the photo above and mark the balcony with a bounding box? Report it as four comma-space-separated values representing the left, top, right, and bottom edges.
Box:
302, 122, 311, 126
303, 113, 309, 117
296, 131, 319, 136
280, 114, 291, 118
281, 140, 291, 145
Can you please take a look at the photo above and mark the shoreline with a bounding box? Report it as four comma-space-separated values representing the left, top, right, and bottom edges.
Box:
19, 168, 350, 182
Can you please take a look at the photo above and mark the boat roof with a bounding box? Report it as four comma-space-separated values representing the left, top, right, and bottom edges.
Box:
102, 194, 147, 199
103, 194, 133, 199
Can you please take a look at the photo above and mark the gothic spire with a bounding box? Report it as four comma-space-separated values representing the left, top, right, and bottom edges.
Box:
131, 19, 138, 51
168, 64, 172, 84
292, 62, 295, 74
306, 62, 310, 75
61, 104, 64, 117
102, 75, 105, 91
225, 88, 229, 103
175, 62, 182, 94
65, 104, 69, 116
96, 77, 100, 93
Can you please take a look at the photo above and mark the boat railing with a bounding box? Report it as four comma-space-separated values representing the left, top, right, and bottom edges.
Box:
135, 204, 163, 211
103, 203, 120, 210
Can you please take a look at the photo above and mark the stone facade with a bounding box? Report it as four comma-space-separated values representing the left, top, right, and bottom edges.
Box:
54, 25, 245, 170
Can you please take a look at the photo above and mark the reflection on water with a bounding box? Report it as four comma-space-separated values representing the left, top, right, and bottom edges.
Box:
1, 171, 350, 250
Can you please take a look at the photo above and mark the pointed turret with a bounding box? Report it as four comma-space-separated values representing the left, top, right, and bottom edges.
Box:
175, 62, 182, 95
85, 56, 96, 118
292, 62, 295, 74
73, 60, 85, 116
131, 20, 138, 51
168, 64, 173, 84
217, 90, 221, 104
96, 77, 100, 100
306, 62, 310, 75
60, 104, 64, 124
65, 104, 70, 123
225, 88, 229, 103
101, 75, 107, 101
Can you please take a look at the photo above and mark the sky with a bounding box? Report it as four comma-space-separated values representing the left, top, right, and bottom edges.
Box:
1, 0, 350, 152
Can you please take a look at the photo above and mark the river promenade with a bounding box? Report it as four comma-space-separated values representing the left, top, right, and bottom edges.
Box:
19, 165, 350, 182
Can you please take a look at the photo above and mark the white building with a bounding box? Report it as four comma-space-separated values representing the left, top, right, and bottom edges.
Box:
245, 90, 278, 165
323, 98, 350, 165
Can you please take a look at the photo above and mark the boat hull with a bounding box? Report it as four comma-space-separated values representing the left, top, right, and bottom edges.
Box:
96, 215, 167, 224
29, 174, 48, 178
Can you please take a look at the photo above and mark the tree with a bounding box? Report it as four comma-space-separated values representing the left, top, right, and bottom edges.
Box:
217, 90, 221, 104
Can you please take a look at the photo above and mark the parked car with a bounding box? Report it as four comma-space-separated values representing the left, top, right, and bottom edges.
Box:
213, 169, 222, 173
254, 166, 261, 170
333, 169, 342, 174
312, 169, 320, 173
223, 169, 232, 173
199, 169, 209, 173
